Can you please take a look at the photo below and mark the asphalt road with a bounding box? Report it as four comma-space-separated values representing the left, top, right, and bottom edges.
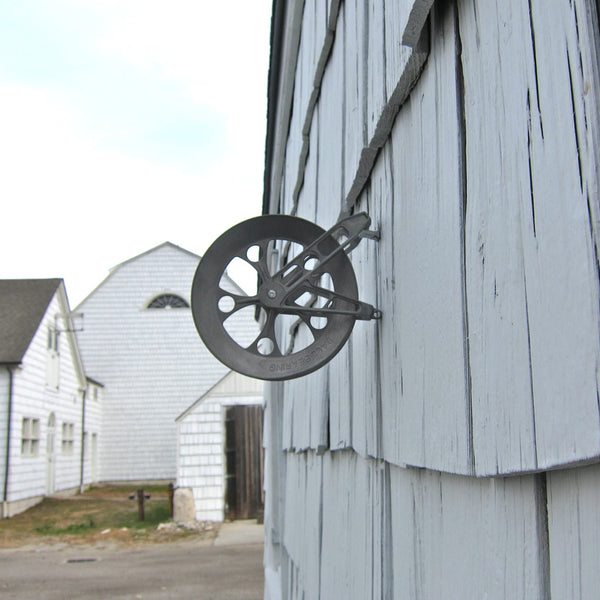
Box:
0, 526, 264, 600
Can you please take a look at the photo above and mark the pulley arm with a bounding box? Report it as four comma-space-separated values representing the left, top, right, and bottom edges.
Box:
284, 283, 381, 320
259, 212, 381, 321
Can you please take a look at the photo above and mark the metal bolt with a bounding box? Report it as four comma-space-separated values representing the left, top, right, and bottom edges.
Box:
267, 289, 277, 299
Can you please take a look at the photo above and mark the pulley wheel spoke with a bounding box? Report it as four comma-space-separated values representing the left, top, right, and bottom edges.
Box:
216, 290, 260, 323
246, 309, 283, 358
239, 240, 272, 283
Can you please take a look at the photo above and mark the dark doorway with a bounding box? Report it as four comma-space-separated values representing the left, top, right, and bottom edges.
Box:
224, 405, 264, 520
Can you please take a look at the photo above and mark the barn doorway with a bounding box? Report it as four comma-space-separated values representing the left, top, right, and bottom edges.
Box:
224, 405, 264, 521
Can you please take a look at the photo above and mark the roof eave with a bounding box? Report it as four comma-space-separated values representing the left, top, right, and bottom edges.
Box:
262, 0, 287, 215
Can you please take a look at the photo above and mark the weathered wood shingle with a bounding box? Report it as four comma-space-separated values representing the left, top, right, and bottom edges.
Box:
263, 0, 600, 598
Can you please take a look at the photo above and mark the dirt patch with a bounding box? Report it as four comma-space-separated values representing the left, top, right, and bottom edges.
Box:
0, 484, 219, 549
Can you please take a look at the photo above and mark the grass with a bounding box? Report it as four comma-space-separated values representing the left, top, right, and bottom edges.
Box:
0, 484, 217, 548
35, 516, 97, 535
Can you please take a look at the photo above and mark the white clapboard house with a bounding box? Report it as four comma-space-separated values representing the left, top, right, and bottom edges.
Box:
262, 1, 600, 598
176, 371, 264, 522
0, 243, 262, 521
0, 279, 102, 518
75, 242, 259, 489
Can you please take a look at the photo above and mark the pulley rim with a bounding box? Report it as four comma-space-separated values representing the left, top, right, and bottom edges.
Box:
191, 215, 358, 380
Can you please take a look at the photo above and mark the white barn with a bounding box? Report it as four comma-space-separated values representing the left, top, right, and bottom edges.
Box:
76, 242, 258, 483
262, 1, 600, 599
176, 371, 264, 522
0, 279, 102, 517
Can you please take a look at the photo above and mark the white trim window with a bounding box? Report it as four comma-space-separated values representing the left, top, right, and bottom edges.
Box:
45, 326, 60, 390
61, 422, 75, 454
21, 418, 40, 456
90, 384, 101, 402
147, 294, 189, 309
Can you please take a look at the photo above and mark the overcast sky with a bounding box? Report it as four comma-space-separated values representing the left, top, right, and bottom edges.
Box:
0, 1, 272, 306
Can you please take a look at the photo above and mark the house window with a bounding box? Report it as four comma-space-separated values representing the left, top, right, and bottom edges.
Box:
90, 384, 102, 402
87, 382, 101, 402
147, 294, 189, 309
46, 326, 60, 390
62, 423, 75, 454
47, 326, 60, 353
21, 418, 40, 456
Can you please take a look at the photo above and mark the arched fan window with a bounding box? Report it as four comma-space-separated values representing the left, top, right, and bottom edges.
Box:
147, 294, 189, 309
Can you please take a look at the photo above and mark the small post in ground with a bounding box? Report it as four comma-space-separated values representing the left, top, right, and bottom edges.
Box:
167, 483, 174, 517
137, 488, 145, 521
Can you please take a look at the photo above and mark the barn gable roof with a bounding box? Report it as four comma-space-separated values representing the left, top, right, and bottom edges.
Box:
0, 278, 62, 364
108, 241, 200, 274
75, 242, 206, 310
76, 240, 247, 311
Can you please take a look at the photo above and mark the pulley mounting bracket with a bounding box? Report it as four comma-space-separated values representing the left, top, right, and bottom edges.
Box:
191, 211, 381, 380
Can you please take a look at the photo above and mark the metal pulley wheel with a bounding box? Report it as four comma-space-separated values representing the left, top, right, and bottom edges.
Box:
191, 213, 380, 381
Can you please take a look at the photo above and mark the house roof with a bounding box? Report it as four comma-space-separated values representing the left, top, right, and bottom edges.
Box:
0, 278, 62, 364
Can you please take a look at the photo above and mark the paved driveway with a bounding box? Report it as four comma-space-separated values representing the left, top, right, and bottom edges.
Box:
0, 522, 264, 600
